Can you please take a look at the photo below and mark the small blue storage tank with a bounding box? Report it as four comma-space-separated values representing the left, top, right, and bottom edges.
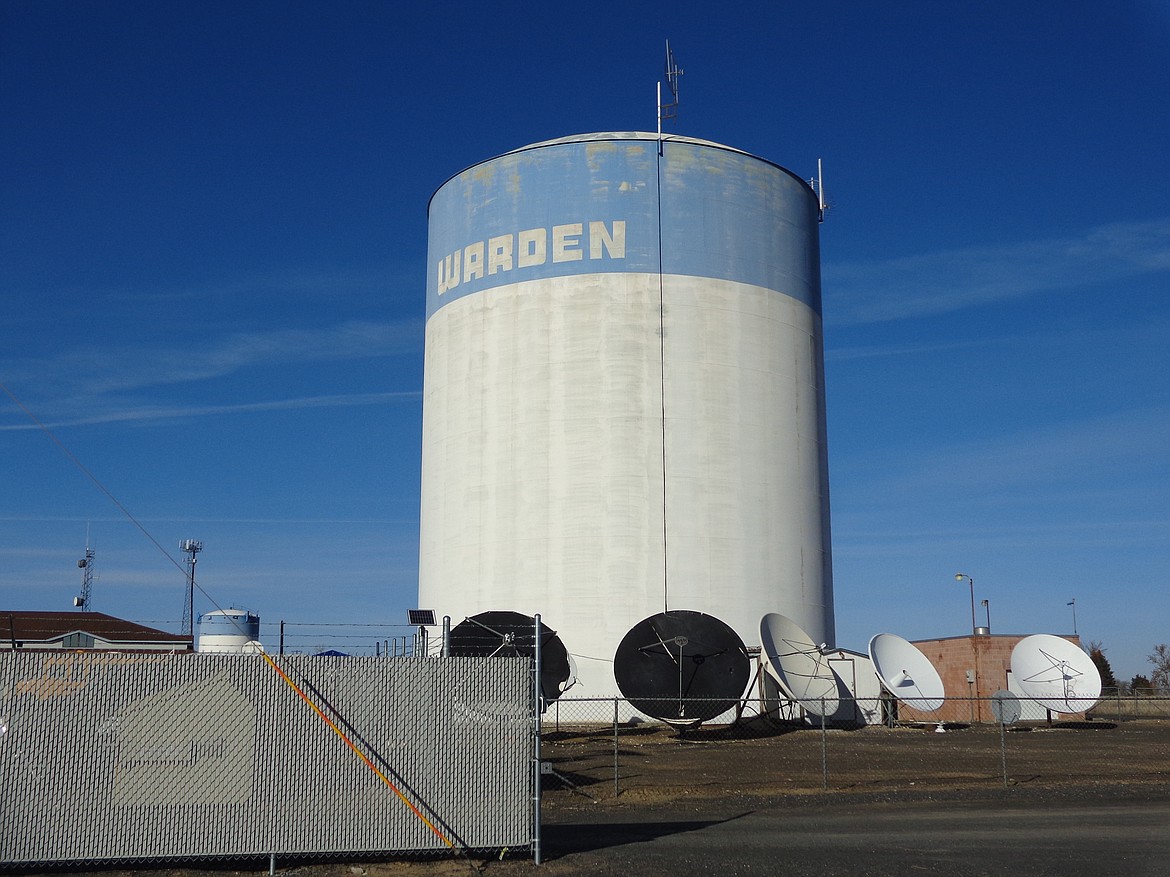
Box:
197, 608, 261, 653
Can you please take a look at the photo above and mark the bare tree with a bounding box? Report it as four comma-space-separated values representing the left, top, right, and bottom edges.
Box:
1148, 644, 1170, 691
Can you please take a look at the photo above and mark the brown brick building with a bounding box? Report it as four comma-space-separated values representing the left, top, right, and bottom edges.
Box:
900, 633, 1083, 724
1, 611, 192, 652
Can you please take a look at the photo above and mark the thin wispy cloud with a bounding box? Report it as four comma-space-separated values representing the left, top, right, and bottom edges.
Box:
833, 517, 1169, 552
105, 266, 410, 306
824, 218, 1170, 325
826, 337, 991, 362
1, 317, 424, 429
908, 406, 1170, 489
835, 407, 1170, 520
0, 390, 420, 431
12, 319, 421, 397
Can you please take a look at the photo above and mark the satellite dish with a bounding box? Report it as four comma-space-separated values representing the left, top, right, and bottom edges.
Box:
1010, 634, 1102, 714
868, 633, 946, 713
241, 640, 265, 654
614, 610, 750, 726
990, 689, 1022, 726
448, 611, 571, 703
759, 613, 839, 717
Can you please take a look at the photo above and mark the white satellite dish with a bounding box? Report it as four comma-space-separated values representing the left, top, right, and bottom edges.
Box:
868, 633, 945, 713
241, 640, 266, 654
759, 613, 839, 717
990, 689, 1022, 726
1010, 634, 1101, 714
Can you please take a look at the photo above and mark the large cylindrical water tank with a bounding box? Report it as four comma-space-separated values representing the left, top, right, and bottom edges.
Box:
419, 132, 834, 696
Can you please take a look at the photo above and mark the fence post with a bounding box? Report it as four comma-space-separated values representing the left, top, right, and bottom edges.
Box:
821, 699, 828, 791
613, 697, 620, 798
999, 716, 1009, 787
533, 614, 542, 865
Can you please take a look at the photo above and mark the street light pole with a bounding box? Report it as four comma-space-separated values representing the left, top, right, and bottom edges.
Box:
955, 573, 975, 636
1067, 598, 1077, 636
956, 572, 980, 723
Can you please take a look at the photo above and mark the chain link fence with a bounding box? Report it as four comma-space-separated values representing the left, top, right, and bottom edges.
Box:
1094, 687, 1170, 720
540, 695, 1170, 799
0, 651, 536, 867
6, 649, 1167, 867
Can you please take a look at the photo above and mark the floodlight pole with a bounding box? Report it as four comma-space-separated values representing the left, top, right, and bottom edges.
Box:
955, 573, 976, 636
1068, 598, 1077, 636
956, 572, 979, 722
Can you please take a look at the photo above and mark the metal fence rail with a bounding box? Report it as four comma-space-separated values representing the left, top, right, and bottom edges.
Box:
0, 651, 534, 866
542, 695, 1170, 797
1094, 688, 1170, 720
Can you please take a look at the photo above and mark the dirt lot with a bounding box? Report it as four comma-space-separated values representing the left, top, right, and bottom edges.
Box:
541, 714, 1170, 805
20, 719, 1170, 877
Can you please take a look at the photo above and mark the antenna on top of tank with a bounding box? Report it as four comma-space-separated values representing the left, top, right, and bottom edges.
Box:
810, 159, 829, 222
658, 40, 683, 152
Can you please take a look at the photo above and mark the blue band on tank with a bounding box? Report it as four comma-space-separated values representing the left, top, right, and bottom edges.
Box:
199, 615, 259, 636
426, 137, 821, 319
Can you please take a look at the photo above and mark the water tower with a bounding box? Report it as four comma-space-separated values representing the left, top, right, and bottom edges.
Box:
419, 132, 833, 696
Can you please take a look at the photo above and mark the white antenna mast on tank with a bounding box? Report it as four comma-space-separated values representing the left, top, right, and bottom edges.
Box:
810, 158, 828, 222
658, 40, 683, 152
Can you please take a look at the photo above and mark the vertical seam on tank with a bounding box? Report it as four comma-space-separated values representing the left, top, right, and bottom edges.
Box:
657, 142, 669, 613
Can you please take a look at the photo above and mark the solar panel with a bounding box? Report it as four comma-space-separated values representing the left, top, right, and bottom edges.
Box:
408, 609, 436, 626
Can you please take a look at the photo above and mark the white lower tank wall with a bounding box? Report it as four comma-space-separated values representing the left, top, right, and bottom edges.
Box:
419, 271, 833, 698
197, 636, 252, 654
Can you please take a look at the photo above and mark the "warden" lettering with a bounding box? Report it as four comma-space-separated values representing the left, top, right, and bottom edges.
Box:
437, 220, 626, 295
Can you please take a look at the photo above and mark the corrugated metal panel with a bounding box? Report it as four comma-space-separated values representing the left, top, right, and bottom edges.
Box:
0, 652, 534, 865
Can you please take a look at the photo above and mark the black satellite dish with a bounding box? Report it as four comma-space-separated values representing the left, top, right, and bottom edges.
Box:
448, 611, 572, 703
614, 610, 750, 725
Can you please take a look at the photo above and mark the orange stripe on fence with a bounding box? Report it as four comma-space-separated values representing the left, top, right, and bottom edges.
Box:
260, 652, 454, 849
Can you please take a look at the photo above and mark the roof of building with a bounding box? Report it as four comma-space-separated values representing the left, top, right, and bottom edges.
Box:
1, 610, 191, 645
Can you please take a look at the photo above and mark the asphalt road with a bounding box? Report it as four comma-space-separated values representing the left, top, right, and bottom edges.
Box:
22, 794, 1170, 877
536, 797, 1170, 877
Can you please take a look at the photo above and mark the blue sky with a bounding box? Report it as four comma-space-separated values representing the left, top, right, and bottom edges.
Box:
2, 1, 1167, 679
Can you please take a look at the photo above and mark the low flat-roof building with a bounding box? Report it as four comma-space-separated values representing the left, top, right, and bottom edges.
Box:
901, 632, 1084, 723
1, 611, 192, 652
